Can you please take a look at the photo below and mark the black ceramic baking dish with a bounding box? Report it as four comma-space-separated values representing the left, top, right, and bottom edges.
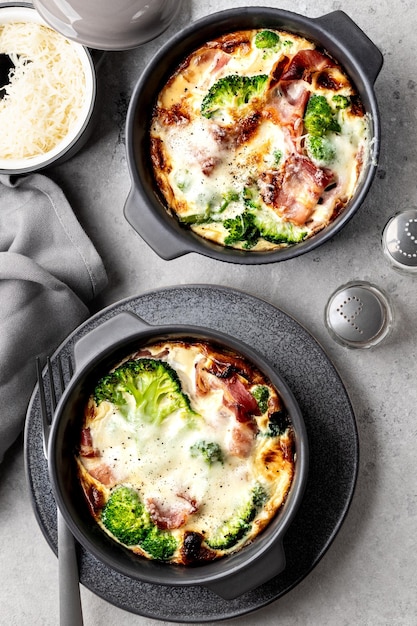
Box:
47, 311, 309, 600
124, 6, 383, 264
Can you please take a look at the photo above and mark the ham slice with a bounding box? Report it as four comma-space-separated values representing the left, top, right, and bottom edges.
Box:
80, 427, 98, 458
279, 49, 337, 82
195, 353, 260, 457
146, 494, 198, 530
259, 154, 334, 225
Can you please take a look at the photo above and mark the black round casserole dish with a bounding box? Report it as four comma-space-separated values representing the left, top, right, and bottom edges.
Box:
47, 311, 308, 600
124, 7, 383, 264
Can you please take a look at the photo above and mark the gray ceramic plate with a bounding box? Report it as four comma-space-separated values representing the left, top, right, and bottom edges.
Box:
24, 285, 358, 623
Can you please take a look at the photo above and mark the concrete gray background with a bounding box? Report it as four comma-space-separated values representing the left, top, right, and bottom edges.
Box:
1, 0, 416, 624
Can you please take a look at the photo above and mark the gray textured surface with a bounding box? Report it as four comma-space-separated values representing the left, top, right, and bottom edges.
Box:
1, 1, 417, 625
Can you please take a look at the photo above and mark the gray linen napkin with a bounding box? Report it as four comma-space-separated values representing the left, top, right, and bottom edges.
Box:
0, 173, 107, 462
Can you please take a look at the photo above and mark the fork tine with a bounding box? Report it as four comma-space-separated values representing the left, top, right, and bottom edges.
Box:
48, 353, 73, 412
36, 356, 50, 459
68, 354, 74, 379
47, 356, 57, 413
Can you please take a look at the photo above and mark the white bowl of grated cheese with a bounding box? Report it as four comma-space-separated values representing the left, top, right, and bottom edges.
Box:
0, 4, 96, 174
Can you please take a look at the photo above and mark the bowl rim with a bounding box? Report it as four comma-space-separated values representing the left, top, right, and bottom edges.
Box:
47, 319, 309, 592
125, 6, 382, 264
0, 3, 96, 174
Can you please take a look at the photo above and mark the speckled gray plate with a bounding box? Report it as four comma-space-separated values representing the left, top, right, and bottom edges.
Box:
24, 285, 358, 623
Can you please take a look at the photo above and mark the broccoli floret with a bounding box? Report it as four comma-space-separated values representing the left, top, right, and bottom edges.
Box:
179, 209, 214, 225
332, 94, 350, 110
273, 149, 283, 165
101, 486, 149, 545
243, 185, 261, 210
254, 30, 280, 49
219, 190, 240, 212
93, 358, 196, 423
252, 209, 308, 244
201, 74, 268, 119
304, 94, 341, 136
224, 187, 307, 246
140, 524, 178, 560
305, 134, 336, 164
206, 484, 269, 550
179, 190, 240, 225
266, 409, 291, 437
223, 210, 260, 248
190, 440, 224, 465
251, 385, 270, 413
101, 486, 177, 560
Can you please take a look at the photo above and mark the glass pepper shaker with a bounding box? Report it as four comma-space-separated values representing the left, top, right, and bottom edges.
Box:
382, 208, 417, 274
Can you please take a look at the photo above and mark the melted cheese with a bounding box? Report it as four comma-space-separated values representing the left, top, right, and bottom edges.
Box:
150, 29, 370, 251
77, 341, 296, 563
0, 21, 87, 161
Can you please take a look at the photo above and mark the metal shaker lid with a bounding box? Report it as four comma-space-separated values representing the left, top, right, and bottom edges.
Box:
325, 281, 393, 348
382, 209, 417, 272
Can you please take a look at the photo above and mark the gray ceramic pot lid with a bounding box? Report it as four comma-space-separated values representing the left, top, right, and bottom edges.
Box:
25, 285, 358, 623
32, 0, 183, 50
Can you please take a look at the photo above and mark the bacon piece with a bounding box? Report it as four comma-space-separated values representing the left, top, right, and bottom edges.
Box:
89, 463, 114, 487
269, 55, 291, 87
190, 47, 231, 88
264, 80, 309, 133
259, 155, 335, 225
194, 345, 262, 457
228, 421, 256, 458
189, 149, 221, 176
195, 361, 259, 418
80, 428, 98, 458
280, 49, 336, 82
146, 495, 198, 530
195, 360, 259, 457
200, 154, 220, 176
225, 377, 260, 420
264, 50, 337, 135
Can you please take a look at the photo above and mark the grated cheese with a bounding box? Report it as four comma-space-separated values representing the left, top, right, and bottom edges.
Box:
0, 22, 87, 160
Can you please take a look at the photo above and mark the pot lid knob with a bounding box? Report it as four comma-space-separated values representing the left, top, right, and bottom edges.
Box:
382, 209, 417, 273
325, 281, 393, 348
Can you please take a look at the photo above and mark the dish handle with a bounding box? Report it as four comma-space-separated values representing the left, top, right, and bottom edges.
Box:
315, 10, 383, 84
204, 541, 286, 600
124, 186, 192, 260
73, 311, 149, 371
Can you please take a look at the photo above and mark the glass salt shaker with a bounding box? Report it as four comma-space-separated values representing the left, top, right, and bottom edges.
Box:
325, 281, 393, 348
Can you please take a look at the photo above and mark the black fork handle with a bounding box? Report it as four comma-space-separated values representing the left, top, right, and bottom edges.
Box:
58, 509, 84, 626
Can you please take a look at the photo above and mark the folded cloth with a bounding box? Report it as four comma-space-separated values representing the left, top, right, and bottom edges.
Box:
0, 173, 107, 463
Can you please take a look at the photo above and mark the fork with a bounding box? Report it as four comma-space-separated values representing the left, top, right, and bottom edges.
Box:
36, 355, 84, 626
